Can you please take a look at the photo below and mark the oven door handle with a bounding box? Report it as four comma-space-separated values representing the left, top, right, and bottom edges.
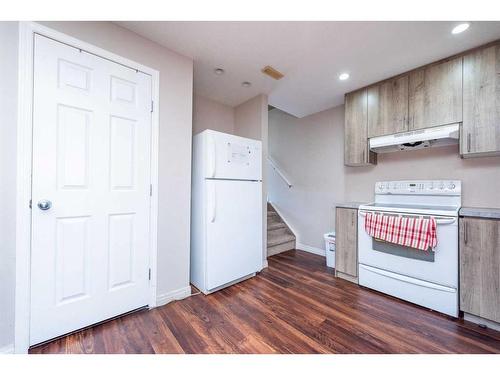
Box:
358, 211, 456, 225
435, 218, 457, 225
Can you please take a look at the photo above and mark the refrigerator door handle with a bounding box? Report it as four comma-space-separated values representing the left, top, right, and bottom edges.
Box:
209, 184, 216, 223
207, 135, 216, 178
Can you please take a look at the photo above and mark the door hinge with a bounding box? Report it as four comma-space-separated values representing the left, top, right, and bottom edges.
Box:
150, 101, 154, 113
148, 268, 151, 280
150, 184, 153, 196
29, 199, 32, 209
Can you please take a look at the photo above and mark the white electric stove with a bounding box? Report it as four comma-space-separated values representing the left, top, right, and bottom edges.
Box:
358, 180, 461, 317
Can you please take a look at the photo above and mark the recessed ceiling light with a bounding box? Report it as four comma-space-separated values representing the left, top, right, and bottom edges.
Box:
214, 68, 225, 75
338, 73, 350, 81
241, 81, 252, 88
451, 23, 470, 34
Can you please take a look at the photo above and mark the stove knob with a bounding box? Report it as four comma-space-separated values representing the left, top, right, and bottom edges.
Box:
439, 183, 445, 190
448, 183, 456, 190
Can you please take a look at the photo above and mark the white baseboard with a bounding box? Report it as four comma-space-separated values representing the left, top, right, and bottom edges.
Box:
0, 344, 14, 354
296, 242, 326, 257
261, 260, 269, 269
156, 286, 192, 307
464, 313, 500, 332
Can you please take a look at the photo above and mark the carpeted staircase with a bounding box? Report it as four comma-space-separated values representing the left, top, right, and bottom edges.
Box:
267, 203, 296, 257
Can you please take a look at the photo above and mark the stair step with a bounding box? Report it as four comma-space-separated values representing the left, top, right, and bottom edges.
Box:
267, 240, 295, 257
268, 214, 282, 223
267, 231, 295, 247
266, 203, 295, 253
267, 226, 290, 237
268, 221, 286, 230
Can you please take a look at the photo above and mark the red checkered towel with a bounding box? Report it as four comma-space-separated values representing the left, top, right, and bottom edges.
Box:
364, 213, 437, 251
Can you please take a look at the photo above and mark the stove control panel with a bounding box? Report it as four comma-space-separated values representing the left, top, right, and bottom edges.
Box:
375, 180, 461, 195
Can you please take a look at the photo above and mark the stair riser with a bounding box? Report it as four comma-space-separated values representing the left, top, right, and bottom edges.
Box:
267, 240, 295, 257
267, 233, 295, 247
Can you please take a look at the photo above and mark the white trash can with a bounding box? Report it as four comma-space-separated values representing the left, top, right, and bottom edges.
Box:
324, 232, 336, 268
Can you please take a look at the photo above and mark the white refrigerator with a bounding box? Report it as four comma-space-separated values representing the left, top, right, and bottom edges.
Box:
190, 130, 263, 294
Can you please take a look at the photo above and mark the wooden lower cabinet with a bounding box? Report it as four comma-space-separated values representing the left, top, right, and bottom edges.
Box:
335, 207, 358, 283
459, 217, 500, 323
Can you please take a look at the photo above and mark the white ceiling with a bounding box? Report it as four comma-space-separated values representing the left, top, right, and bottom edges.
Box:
116, 21, 500, 118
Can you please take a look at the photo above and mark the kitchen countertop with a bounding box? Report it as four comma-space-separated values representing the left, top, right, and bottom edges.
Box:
460, 207, 500, 220
335, 202, 367, 210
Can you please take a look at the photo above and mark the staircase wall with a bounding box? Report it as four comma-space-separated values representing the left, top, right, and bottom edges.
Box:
267, 107, 345, 251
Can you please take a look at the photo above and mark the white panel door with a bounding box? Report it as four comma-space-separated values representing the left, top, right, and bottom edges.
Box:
204, 130, 262, 181
205, 180, 262, 290
30, 35, 152, 345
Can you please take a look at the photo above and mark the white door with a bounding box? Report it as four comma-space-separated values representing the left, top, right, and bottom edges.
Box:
30, 35, 152, 345
206, 179, 262, 290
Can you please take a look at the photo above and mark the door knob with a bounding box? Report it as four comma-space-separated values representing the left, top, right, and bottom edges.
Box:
37, 199, 52, 211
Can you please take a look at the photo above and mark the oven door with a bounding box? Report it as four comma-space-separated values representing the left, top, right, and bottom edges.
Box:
357, 210, 458, 288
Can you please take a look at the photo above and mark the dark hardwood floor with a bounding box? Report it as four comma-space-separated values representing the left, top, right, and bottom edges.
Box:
30, 250, 500, 354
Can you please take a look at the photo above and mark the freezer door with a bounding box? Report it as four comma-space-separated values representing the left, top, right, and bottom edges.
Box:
205, 179, 263, 290
204, 130, 262, 181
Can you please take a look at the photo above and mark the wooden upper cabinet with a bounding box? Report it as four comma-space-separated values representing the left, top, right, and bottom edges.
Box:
367, 75, 409, 137
408, 58, 463, 130
344, 89, 376, 166
460, 217, 500, 323
462, 44, 500, 157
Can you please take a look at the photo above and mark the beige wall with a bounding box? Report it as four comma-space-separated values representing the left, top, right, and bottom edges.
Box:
344, 145, 500, 208
234, 95, 267, 141
0, 21, 18, 351
39, 21, 194, 302
268, 107, 345, 250
234, 95, 269, 264
268, 105, 500, 251
192, 94, 234, 135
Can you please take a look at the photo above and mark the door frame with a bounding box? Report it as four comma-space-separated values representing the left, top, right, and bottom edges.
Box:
15, 21, 160, 353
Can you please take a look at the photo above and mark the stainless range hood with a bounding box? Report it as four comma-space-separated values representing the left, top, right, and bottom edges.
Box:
369, 123, 460, 154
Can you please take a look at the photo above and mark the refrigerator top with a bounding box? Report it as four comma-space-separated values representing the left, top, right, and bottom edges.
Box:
197, 129, 262, 146
196, 130, 262, 181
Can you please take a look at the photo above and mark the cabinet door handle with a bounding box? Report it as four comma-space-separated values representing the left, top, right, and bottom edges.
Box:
464, 221, 468, 244
362, 149, 365, 162
467, 133, 471, 153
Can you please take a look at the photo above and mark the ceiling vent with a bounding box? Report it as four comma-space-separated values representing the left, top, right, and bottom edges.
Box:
261, 66, 284, 80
